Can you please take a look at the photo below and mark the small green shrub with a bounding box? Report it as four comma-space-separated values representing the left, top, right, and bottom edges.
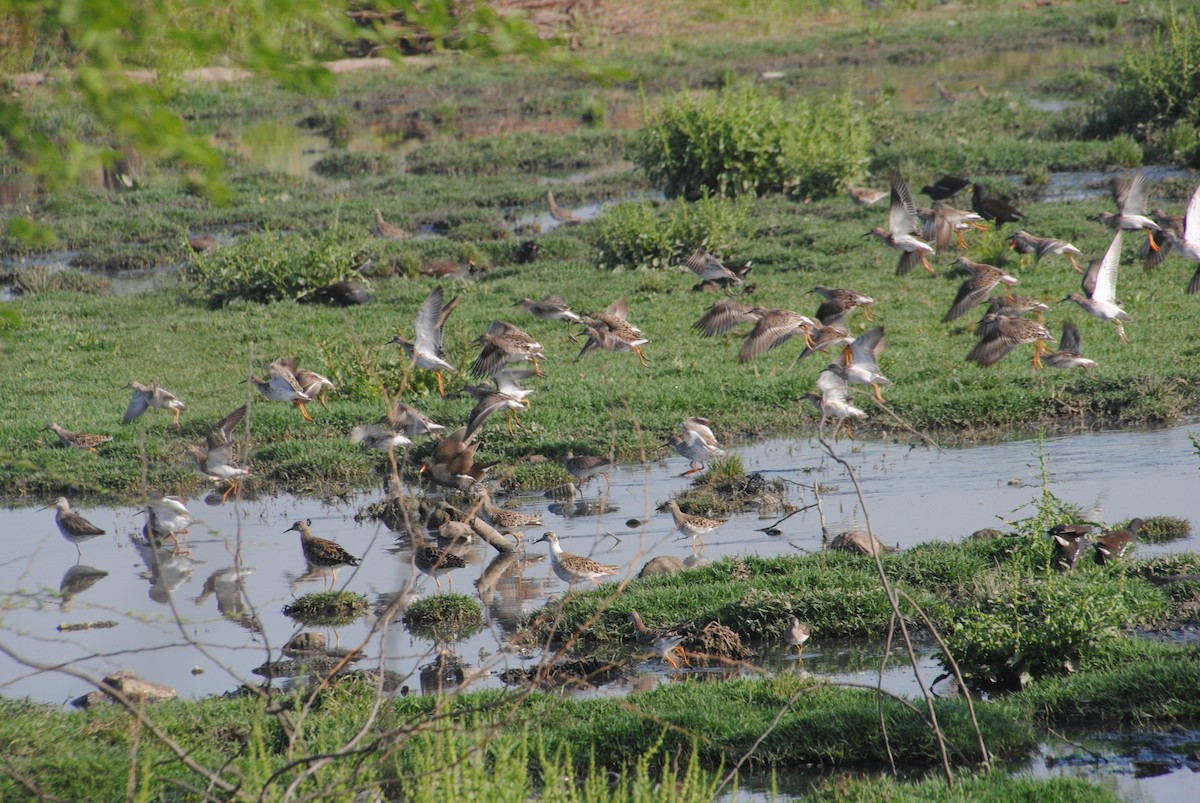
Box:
1090, 13, 1200, 139
1107, 133, 1143, 167
594, 195, 746, 270
944, 574, 1166, 690
1155, 119, 1199, 165
283, 591, 370, 627
630, 84, 868, 201
311, 151, 391, 178
188, 223, 372, 305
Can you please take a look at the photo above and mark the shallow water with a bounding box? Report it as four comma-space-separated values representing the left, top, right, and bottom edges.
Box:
3, 422, 1198, 708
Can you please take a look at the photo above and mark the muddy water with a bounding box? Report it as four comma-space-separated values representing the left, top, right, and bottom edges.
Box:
2, 422, 1198, 708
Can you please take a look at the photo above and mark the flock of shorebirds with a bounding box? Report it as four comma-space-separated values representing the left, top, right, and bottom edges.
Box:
41, 170, 1191, 665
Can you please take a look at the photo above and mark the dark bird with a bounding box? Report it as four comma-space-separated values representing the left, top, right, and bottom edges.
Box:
311, 280, 371, 306
970, 183, 1023, 226
921, 174, 970, 201
1048, 523, 1092, 572
1094, 518, 1142, 565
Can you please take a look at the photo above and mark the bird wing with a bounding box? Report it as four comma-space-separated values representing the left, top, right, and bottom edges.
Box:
966, 327, 1019, 367
122, 390, 150, 424
1090, 230, 1123, 304
848, 325, 886, 366
205, 441, 238, 471
738, 311, 806, 362
495, 367, 535, 395
1119, 169, 1150, 216
816, 366, 852, 405
693, 299, 754, 336
604, 297, 630, 321
888, 170, 919, 236
208, 405, 246, 448
413, 287, 446, 354
1058, 320, 1083, 354
943, 271, 998, 322
464, 393, 505, 440
268, 359, 308, 397
1183, 181, 1200, 247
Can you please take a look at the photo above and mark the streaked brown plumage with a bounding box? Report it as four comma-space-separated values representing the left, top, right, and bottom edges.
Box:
471, 320, 546, 379
249, 357, 314, 422
514, 293, 584, 324
665, 498, 726, 548
809, 285, 876, 327
628, 610, 689, 669
966, 314, 1051, 369
844, 182, 887, 206
45, 423, 112, 452
186, 405, 249, 501
286, 519, 360, 590
1008, 230, 1083, 272
546, 190, 582, 225
373, 208, 409, 239
692, 298, 761, 338
421, 426, 498, 491
942, 257, 1019, 323
738, 307, 818, 363
536, 531, 619, 585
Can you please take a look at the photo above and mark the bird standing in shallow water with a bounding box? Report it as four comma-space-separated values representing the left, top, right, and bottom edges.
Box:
546, 191, 582, 225
628, 610, 690, 669
535, 531, 619, 586
785, 616, 811, 662
43, 497, 105, 557
665, 499, 726, 549
667, 417, 725, 476
286, 520, 360, 590
563, 450, 614, 494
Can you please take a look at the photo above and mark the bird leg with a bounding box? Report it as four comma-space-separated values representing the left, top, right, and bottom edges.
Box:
172, 409, 181, 428
1146, 230, 1159, 252
1068, 254, 1082, 272
862, 304, 876, 322
969, 221, 989, 232
842, 345, 854, 365
294, 401, 315, 423
955, 230, 969, 250
920, 253, 935, 274
681, 463, 701, 477
317, 388, 329, 410
221, 480, 238, 503
1115, 320, 1128, 344
532, 360, 545, 378
1031, 341, 1045, 370
1006, 286, 1015, 300
873, 383, 885, 404
634, 347, 650, 368
435, 371, 447, 398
